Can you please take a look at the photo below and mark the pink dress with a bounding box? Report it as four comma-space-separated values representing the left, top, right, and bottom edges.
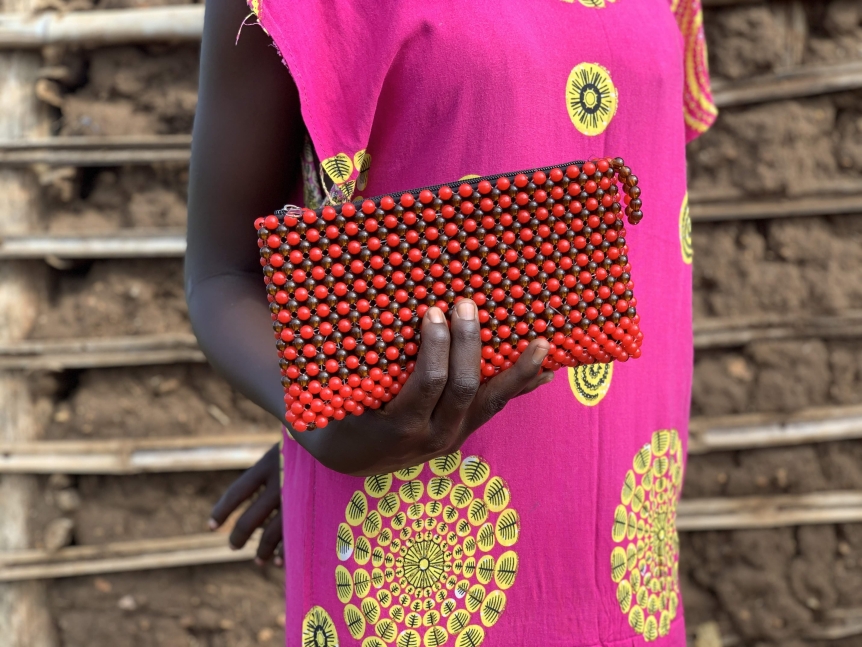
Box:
247, 0, 716, 644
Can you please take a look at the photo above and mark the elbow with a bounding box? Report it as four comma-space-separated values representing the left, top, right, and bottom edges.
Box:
182, 243, 220, 333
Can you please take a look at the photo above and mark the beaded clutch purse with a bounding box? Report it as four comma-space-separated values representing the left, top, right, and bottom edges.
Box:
256, 158, 644, 431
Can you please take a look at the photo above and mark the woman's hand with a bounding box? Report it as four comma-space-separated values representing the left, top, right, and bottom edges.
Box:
292, 298, 554, 477
209, 443, 283, 567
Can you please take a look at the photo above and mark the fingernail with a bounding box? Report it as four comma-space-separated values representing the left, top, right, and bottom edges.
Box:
532, 342, 549, 364
207, 518, 219, 531
254, 557, 264, 567
229, 543, 239, 551
541, 372, 555, 384
427, 307, 444, 324
456, 300, 475, 321
274, 556, 283, 567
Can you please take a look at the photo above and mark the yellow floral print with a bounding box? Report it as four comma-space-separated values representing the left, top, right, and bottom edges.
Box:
568, 363, 613, 406
611, 429, 684, 641
321, 152, 353, 184
561, 0, 617, 6
247, 0, 262, 18
336, 453, 519, 646
671, 0, 718, 136
302, 606, 339, 647
320, 150, 372, 203
679, 193, 692, 265
354, 149, 372, 192
566, 63, 618, 136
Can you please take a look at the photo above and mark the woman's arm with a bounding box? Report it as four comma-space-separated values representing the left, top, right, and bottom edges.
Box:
187, 0, 555, 479
185, 0, 303, 424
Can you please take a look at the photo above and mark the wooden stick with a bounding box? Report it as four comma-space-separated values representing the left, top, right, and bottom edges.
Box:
690, 190, 862, 223
677, 491, 862, 532
0, 333, 205, 369
0, 132, 857, 227
0, 0, 59, 638
5, 191, 861, 258
0, 6, 203, 48
3, 135, 862, 228
0, 4, 797, 51
1, 145, 860, 231
3, 312, 861, 370
0, 433, 280, 474
5, 490, 862, 582
0, 135, 191, 166
0, 11, 855, 111
807, 621, 862, 642
1, 9, 859, 109
0, 532, 259, 582
692, 310, 862, 348
0, 230, 186, 259
703, 0, 764, 5
712, 60, 862, 108
689, 405, 862, 454
2, 532, 231, 566
2, 405, 859, 475
1, 188, 860, 261
808, 608, 862, 641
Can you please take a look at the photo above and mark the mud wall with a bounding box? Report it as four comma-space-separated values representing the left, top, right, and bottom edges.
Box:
5, 1, 862, 646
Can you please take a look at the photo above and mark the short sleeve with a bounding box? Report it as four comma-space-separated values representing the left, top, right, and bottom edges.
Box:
244, 0, 407, 204
671, 0, 717, 141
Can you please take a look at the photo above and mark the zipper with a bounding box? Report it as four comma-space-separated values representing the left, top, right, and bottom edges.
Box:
361, 160, 588, 205
279, 160, 590, 215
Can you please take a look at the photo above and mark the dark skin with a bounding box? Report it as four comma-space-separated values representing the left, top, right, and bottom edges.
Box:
189, 0, 555, 563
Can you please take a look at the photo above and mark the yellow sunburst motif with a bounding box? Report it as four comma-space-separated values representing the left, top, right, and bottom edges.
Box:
568, 362, 613, 406
611, 429, 684, 641
335, 454, 519, 645
302, 606, 339, 647
679, 193, 692, 265
566, 63, 618, 136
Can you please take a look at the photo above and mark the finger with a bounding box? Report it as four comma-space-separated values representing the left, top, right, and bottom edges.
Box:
209, 448, 276, 529
515, 370, 555, 398
430, 299, 481, 435
228, 484, 280, 549
255, 510, 283, 565
464, 339, 550, 431
384, 306, 451, 421
274, 542, 284, 567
